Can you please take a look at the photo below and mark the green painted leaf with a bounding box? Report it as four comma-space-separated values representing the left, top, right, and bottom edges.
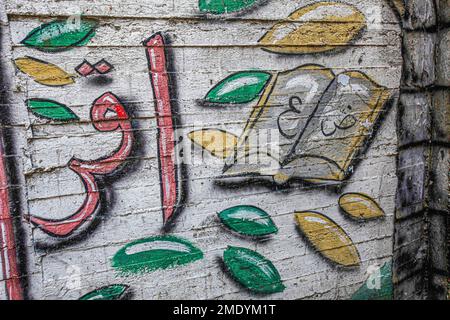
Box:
112, 236, 203, 274
79, 284, 129, 300
351, 262, 393, 300
223, 246, 285, 294
218, 205, 278, 237
27, 99, 79, 121
199, 0, 259, 14
205, 71, 271, 104
21, 19, 97, 52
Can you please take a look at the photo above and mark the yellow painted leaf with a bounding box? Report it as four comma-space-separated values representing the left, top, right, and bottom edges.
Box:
14, 57, 75, 86
339, 193, 385, 220
188, 129, 238, 159
294, 211, 360, 267
259, 2, 366, 54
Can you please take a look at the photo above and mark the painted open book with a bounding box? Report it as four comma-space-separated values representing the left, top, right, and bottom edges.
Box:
214, 65, 392, 185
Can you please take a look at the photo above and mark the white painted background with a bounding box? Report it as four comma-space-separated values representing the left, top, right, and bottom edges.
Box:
1, 0, 401, 299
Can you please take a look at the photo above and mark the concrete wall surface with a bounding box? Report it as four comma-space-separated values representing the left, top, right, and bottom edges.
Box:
0, 0, 446, 300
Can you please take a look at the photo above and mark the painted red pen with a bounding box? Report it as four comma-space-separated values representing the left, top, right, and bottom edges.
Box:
0, 134, 23, 300
144, 33, 184, 227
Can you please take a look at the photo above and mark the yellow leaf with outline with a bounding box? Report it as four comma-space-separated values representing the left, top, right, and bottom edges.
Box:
259, 2, 366, 54
14, 57, 75, 86
294, 211, 360, 267
339, 193, 385, 220
188, 129, 238, 159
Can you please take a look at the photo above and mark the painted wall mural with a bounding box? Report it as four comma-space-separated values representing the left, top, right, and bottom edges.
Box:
144, 33, 186, 228
14, 56, 75, 86
112, 236, 204, 274
218, 205, 278, 237
0, 136, 23, 300
20, 19, 97, 52
79, 284, 130, 300
75, 59, 114, 77
339, 193, 385, 220
25, 92, 134, 238
223, 246, 285, 294
294, 211, 360, 267
0, 0, 404, 300
199, 0, 262, 15
26, 99, 80, 121
351, 262, 393, 300
191, 65, 391, 185
259, 2, 366, 54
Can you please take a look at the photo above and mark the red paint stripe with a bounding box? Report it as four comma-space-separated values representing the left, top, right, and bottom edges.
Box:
0, 137, 24, 300
27, 93, 133, 237
144, 34, 179, 225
